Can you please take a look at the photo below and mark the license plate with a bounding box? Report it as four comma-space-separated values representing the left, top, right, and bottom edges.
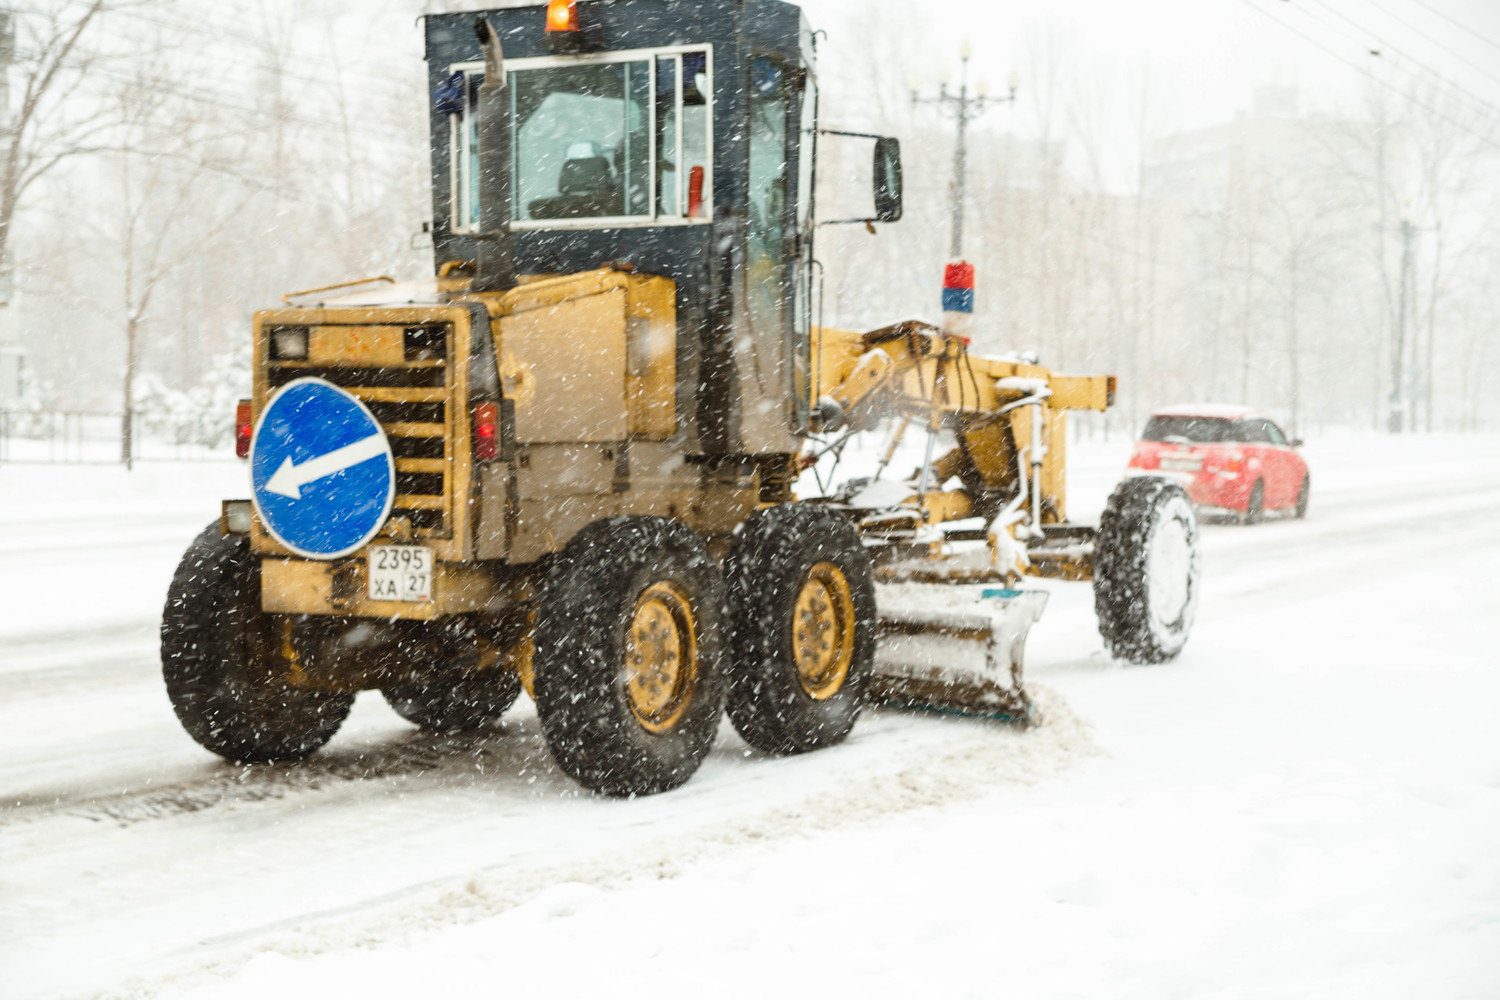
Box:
367, 546, 433, 602
1161, 457, 1202, 472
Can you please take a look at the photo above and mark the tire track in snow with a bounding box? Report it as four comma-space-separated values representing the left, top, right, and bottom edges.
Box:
0, 625, 159, 695
99, 688, 1100, 1000
1200, 485, 1500, 606
1, 717, 563, 826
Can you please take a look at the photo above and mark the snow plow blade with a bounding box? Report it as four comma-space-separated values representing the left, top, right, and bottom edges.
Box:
871, 587, 1049, 722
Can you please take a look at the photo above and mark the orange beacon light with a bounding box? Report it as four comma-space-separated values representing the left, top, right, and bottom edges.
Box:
546, 0, 580, 32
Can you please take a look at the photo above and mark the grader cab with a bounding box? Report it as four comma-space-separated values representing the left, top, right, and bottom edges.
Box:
162, 0, 1200, 797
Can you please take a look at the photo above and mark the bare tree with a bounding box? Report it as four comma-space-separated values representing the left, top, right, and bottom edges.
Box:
97, 31, 259, 465
0, 1, 118, 280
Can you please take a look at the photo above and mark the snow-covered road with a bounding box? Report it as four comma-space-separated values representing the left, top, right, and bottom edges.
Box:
2, 436, 1498, 1000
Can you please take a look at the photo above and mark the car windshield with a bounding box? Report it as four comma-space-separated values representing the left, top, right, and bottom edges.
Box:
1142, 416, 1234, 444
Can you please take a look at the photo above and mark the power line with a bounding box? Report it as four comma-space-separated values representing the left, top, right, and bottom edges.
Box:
1301, 0, 1500, 123
1405, 0, 1500, 54
1236, 0, 1500, 152
1363, 0, 1500, 90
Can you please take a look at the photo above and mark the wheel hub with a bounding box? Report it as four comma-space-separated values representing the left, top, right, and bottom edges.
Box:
624, 581, 698, 733
792, 562, 856, 700
1148, 513, 1193, 626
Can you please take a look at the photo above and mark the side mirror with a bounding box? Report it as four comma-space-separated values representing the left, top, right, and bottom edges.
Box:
1291, 438, 1304, 448
873, 137, 903, 223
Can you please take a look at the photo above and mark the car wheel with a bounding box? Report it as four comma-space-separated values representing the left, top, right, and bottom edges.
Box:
1244, 479, 1265, 525
1294, 474, 1310, 519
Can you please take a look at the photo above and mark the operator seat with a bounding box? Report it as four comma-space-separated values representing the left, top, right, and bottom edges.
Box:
529, 142, 625, 219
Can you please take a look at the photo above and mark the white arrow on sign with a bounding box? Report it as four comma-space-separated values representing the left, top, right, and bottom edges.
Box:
264, 433, 387, 500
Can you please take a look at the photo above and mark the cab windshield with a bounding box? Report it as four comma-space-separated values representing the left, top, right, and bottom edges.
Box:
514, 61, 651, 220
449, 49, 712, 230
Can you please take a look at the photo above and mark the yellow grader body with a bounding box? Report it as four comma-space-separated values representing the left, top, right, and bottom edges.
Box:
161, 1, 1200, 797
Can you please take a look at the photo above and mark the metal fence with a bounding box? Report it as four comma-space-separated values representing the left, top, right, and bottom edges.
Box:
0, 410, 237, 464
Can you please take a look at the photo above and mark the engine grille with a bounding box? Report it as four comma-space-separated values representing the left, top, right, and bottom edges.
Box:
265, 326, 453, 537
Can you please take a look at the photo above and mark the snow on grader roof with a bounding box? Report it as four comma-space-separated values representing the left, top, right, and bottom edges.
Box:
158, 0, 1203, 798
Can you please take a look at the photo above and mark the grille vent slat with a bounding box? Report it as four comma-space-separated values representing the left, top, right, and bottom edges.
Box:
267, 365, 445, 390
390, 437, 445, 460
364, 400, 445, 425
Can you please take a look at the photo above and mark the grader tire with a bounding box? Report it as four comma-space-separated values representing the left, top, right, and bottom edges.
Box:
161, 523, 353, 763
532, 516, 730, 797
724, 503, 877, 755
382, 670, 521, 733
1093, 477, 1201, 664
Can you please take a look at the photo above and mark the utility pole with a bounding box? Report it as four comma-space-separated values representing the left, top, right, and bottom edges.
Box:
1387, 217, 1432, 434
910, 43, 1020, 261
1388, 219, 1412, 433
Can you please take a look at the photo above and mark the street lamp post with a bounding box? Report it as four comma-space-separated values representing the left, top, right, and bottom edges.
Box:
910, 43, 1020, 261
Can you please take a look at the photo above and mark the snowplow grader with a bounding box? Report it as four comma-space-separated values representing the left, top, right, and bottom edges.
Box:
162, 0, 1200, 797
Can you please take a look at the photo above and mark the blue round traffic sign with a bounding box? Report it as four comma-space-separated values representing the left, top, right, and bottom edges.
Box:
249, 378, 396, 559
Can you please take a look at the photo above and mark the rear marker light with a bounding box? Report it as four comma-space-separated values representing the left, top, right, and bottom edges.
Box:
235, 399, 253, 458
473, 401, 499, 461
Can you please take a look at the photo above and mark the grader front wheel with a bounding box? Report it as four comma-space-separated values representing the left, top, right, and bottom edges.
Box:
161, 524, 353, 763
1093, 477, 1202, 664
725, 504, 877, 755
531, 517, 729, 797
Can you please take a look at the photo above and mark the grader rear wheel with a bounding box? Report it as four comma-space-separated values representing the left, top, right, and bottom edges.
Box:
161, 523, 353, 763
382, 669, 521, 733
725, 504, 877, 755
531, 516, 729, 797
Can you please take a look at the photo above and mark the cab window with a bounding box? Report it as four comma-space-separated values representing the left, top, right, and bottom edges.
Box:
745, 55, 792, 362
513, 61, 651, 220
446, 46, 713, 231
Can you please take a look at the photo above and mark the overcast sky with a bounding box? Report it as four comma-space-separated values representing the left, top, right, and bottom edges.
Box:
801, 0, 1500, 130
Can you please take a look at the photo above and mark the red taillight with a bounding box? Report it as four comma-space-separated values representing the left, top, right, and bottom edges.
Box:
545, 0, 579, 32
235, 399, 252, 458
687, 166, 705, 218
473, 401, 499, 461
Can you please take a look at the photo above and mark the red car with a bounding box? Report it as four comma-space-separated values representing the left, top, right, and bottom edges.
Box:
1127, 405, 1310, 522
